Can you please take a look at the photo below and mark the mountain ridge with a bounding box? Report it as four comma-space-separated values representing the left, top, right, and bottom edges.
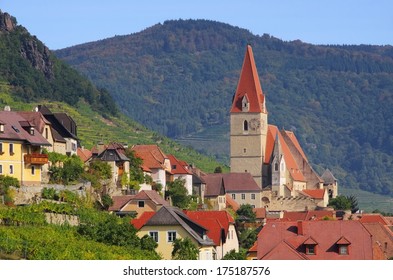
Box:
55, 19, 393, 197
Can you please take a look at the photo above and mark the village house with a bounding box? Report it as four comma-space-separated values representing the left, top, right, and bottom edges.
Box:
202, 172, 262, 210
109, 190, 169, 218
131, 145, 172, 192
132, 205, 216, 260
37, 105, 78, 156
167, 154, 193, 194
0, 109, 50, 186
184, 210, 239, 260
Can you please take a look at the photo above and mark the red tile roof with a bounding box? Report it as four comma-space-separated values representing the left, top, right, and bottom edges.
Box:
281, 210, 335, 221
230, 45, 266, 113
185, 210, 235, 246
131, 211, 155, 230
167, 154, 192, 175
257, 220, 379, 260
358, 214, 390, 225
253, 207, 267, 219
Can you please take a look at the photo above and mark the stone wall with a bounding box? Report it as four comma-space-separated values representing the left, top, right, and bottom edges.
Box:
12, 182, 92, 205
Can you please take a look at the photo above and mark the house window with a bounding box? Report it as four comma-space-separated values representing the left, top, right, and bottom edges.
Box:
241, 193, 246, 200
31, 166, 35, 175
232, 194, 236, 200
167, 231, 177, 242
138, 201, 145, 208
243, 120, 248, 131
45, 127, 49, 139
306, 245, 316, 255
339, 245, 348, 255
0, 164, 2, 174
149, 231, 158, 242
9, 165, 13, 174
0, 142, 3, 153
243, 148, 247, 153
251, 194, 256, 200
9, 143, 14, 155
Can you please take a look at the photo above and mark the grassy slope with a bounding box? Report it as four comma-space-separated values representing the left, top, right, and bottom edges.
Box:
0, 84, 227, 173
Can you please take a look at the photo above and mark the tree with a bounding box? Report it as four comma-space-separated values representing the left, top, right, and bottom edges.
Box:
236, 204, 256, 222
166, 178, 191, 209
214, 166, 223, 173
171, 237, 199, 260
140, 235, 158, 251
222, 248, 247, 260
239, 228, 257, 249
328, 195, 359, 212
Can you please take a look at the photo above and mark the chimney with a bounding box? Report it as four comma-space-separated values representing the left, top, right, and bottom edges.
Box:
297, 220, 304, 235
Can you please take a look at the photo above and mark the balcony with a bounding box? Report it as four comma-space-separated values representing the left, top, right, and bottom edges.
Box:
24, 153, 49, 165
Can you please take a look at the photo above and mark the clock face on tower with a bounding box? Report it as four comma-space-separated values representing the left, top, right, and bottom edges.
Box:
249, 118, 261, 130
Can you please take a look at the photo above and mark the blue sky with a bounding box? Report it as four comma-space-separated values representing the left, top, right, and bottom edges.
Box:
2, 0, 393, 50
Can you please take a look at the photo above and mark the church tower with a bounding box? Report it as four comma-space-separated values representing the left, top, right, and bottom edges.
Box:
230, 45, 268, 187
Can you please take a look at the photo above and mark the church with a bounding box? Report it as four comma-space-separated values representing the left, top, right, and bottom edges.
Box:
230, 45, 338, 211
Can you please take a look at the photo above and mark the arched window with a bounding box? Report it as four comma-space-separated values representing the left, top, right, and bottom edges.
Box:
243, 120, 248, 131
274, 162, 279, 171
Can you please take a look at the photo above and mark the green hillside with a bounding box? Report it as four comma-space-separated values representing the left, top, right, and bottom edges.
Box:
55, 19, 393, 197
0, 11, 224, 173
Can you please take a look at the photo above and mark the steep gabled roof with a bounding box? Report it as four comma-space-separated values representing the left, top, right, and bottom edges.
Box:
142, 206, 215, 246
265, 125, 305, 182
230, 45, 266, 113
167, 154, 192, 175
321, 169, 338, 184
185, 210, 235, 246
131, 211, 155, 230
77, 147, 92, 163
131, 144, 168, 170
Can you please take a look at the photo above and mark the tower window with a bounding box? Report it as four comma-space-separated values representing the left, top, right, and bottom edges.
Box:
243, 120, 248, 131
274, 162, 279, 171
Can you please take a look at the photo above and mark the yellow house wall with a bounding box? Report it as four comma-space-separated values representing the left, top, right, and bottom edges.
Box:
0, 142, 42, 186
138, 225, 214, 260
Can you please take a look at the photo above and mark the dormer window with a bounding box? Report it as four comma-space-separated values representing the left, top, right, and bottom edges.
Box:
0, 123, 4, 133
336, 236, 351, 255
303, 237, 318, 255
242, 95, 249, 112
30, 127, 35, 135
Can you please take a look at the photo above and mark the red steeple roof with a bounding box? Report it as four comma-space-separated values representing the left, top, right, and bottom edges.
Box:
230, 45, 266, 113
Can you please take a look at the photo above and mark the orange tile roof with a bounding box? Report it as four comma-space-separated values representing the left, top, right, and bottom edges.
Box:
131, 144, 168, 170
265, 125, 305, 182
358, 214, 390, 225
230, 45, 266, 113
281, 130, 308, 162
301, 189, 326, 199
77, 147, 92, 163
253, 207, 267, 219
281, 210, 335, 221
167, 154, 192, 175
225, 194, 240, 211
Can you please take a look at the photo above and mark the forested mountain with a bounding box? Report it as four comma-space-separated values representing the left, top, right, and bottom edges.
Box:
0, 11, 223, 173
55, 19, 393, 196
